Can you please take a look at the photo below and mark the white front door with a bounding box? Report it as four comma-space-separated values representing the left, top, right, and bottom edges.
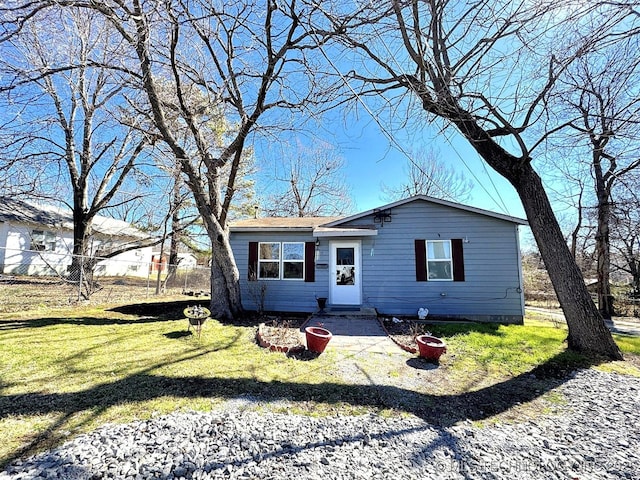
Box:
330, 240, 361, 305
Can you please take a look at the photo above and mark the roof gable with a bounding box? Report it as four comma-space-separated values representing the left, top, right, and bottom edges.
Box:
324, 195, 528, 227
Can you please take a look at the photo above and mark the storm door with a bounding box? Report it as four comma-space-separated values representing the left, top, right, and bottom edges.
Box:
329, 240, 361, 305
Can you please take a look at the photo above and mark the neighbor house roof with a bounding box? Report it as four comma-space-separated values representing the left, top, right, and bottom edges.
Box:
0, 197, 147, 239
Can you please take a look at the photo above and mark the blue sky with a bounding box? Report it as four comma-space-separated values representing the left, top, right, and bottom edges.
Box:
322, 111, 526, 220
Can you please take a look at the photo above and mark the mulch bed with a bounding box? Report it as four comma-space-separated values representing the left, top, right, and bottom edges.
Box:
380, 317, 437, 353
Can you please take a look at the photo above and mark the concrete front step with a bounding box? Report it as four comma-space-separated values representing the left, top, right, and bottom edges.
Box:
316, 306, 377, 317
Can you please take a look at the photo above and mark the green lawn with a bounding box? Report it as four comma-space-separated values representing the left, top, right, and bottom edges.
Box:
1, 301, 638, 468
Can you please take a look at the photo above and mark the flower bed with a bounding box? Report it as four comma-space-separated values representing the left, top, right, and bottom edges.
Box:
256, 316, 306, 354
379, 317, 425, 354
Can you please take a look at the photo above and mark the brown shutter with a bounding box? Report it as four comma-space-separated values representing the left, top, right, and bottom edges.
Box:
248, 242, 258, 281
304, 241, 315, 282
452, 238, 465, 282
415, 239, 427, 282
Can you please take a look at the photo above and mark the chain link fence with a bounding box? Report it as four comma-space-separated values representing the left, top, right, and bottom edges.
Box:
0, 246, 210, 314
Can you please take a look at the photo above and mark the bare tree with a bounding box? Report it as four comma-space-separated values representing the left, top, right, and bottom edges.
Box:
381, 148, 473, 203
549, 41, 640, 318
611, 184, 640, 298
0, 8, 154, 279
260, 141, 354, 217
1, 1, 341, 319
318, 0, 634, 357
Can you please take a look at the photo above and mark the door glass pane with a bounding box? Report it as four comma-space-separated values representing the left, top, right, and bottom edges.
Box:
336, 247, 355, 285
337, 247, 354, 265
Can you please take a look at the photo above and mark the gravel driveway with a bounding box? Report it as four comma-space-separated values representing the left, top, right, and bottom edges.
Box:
1, 369, 638, 480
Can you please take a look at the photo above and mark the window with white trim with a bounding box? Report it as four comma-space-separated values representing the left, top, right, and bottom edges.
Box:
426, 240, 453, 281
258, 242, 305, 280
282, 242, 304, 279
31, 230, 56, 252
258, 242, 280, 279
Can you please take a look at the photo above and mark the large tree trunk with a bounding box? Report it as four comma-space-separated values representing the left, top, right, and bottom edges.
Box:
209, 232, 243, 320
514, 164, 621, 358
69, 195, 90, 285
448, 114, 622, 359
198, 207, 242, 320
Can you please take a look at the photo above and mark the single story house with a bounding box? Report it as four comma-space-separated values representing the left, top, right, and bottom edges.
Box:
230, 195, 528, 323
0, 197, 153, 277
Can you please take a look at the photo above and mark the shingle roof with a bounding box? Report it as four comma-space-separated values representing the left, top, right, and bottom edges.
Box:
229, 195, 527, 233
0, 197, 147, 239
230, 216, 343, 230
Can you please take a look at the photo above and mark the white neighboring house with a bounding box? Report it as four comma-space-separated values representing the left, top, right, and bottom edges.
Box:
0, 197, 154, 277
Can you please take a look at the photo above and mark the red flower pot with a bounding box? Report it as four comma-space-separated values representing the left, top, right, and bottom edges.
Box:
305, 326, 333, 354
416, 335, 447, 361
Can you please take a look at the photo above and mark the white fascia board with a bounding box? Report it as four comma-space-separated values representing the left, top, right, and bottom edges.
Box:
313, 227, 378, 237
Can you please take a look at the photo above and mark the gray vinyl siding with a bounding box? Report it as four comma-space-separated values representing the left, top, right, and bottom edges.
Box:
231, 198, 525, 322
231, 231, 326, 313
343, 200, 524, 321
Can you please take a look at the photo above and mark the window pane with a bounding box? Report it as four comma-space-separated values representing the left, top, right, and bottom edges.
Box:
428, 261, 452, 280
283, 243, 304, 260
31, 230, 55, 251
283, 261, 303, 279
427, 241, 450, 260
259, 243, 280, 260
259, 261, 280, 279
336, 265, 355, 285
336, 247, 354, 266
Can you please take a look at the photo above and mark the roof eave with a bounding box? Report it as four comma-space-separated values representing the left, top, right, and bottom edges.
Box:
230, 226, 316, 233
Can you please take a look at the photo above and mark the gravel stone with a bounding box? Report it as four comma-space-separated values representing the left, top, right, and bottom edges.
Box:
1, 369, 638, 479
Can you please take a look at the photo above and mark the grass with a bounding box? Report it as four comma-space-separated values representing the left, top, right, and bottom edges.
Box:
1, 300, 639, 468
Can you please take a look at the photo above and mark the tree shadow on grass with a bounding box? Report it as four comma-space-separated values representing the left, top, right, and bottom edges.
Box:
109, 301, 270, 328
108, 300, 205, 318
0, 316, 175, 330
0, 349, 605, 469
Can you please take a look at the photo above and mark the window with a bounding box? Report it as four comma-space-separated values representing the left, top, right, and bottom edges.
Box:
282, 242, 304, 279
250, 241, 314, 282
426, 240, 453, 280
415, 239, 465, 282
258, 242, 280, 279
31, 230, 56, 252
257, 242, 305, 280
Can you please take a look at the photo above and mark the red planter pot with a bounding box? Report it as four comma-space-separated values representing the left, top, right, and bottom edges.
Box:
305, 326, 333, 354
416, 335, 447, 361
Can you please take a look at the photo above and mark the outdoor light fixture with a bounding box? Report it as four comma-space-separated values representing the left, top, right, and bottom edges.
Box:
373, 208, 392, 227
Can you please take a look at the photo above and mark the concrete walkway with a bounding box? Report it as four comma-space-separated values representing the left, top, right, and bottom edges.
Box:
303, 314, 403, 354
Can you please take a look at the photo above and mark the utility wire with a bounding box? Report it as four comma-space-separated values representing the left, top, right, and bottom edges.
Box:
306, 16, 516, 215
